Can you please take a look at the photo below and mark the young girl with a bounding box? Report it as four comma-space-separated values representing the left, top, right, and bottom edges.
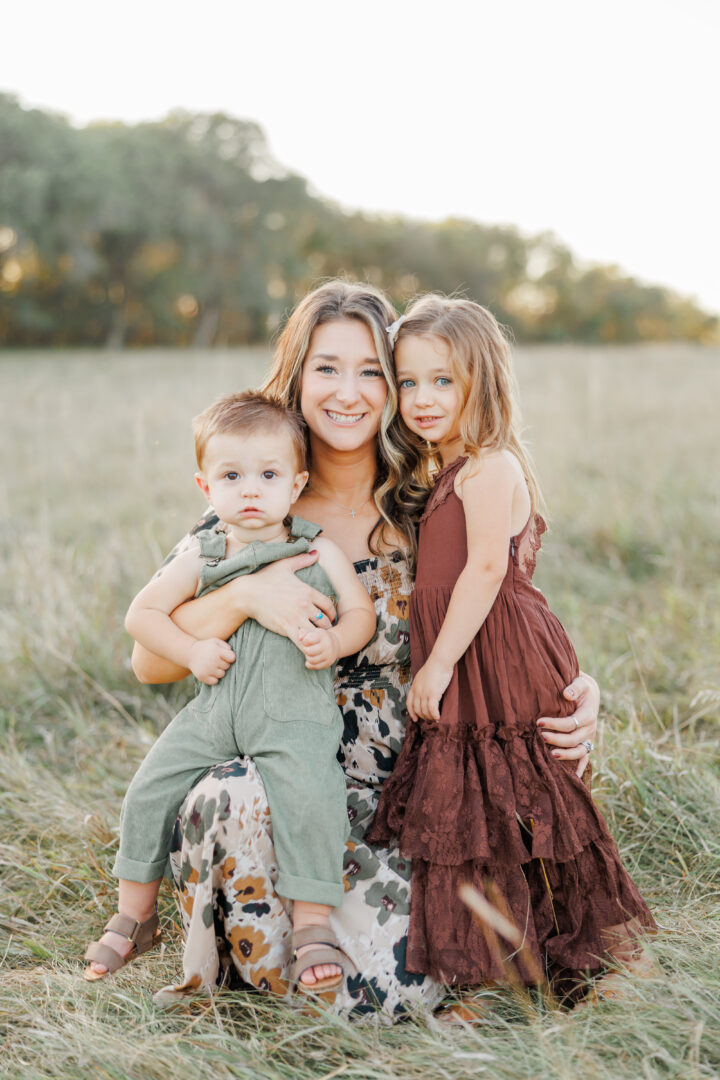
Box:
368, 296, 656, 997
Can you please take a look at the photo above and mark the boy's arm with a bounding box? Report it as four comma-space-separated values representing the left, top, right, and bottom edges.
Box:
297, 538, 376, 668
125, 549, 235, 684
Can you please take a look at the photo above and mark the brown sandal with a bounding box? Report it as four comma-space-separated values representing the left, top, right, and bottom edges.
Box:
292, 925, 345, 993
83, 911, 161, 982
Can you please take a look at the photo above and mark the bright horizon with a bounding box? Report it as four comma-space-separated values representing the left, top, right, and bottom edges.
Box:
4, 0, 719, 314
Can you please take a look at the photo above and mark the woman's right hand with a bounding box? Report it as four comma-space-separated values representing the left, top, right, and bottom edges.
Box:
241, 550, 337, 637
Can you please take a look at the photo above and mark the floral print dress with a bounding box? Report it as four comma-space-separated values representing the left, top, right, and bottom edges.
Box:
154, 546, 445, 1021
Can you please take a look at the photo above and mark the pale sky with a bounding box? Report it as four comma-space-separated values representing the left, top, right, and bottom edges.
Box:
4, 0, 719, 312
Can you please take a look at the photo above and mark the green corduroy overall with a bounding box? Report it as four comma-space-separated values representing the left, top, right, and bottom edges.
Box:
113, 517, 348, 907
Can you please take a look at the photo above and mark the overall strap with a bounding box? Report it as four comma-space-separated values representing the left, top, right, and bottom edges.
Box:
196, 526, 227, 566
288, 515, 323, 543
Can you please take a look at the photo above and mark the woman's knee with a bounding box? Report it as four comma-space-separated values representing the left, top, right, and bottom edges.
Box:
179, 757, 270, 833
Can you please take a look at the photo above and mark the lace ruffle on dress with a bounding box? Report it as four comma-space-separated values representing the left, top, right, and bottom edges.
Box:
369, 456, 655, 985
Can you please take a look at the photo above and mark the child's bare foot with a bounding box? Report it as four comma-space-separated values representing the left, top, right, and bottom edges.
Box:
296, 949, 343, 988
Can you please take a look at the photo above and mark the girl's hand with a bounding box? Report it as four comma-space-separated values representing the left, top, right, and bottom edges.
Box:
406, 659, 454, 722
295, 626, 339, 670
188, 638, 236, 685
537, 672, 600, 778
242, 551, 337, 637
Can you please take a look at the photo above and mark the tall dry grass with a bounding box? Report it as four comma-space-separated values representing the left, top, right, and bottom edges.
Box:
1, 344, 718, 1079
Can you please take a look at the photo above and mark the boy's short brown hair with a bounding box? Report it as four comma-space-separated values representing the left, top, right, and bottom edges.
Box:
193, 391, 308, 472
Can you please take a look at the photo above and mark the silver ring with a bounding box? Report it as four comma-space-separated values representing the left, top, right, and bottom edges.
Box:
573, 716, 580, 731
581, 740, 594, 754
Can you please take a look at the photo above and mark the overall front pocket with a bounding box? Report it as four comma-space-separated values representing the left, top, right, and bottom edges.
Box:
262, 637, 339, 723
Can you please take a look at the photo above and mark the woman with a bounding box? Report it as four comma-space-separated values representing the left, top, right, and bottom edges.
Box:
131, 281, 600, 1020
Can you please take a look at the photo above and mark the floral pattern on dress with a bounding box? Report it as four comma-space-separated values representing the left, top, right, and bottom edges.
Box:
154, 551, 444, 1021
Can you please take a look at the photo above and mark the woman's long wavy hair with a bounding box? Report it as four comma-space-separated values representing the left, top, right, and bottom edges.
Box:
262, 280, 432, 559
395, 295, 543, 513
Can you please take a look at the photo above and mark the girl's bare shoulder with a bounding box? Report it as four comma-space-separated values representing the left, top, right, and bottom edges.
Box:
455, 449, 522, 495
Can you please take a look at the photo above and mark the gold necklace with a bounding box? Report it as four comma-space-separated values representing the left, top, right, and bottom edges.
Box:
309, 487, 374, 519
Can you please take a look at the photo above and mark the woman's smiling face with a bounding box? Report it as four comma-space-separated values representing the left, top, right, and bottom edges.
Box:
299, 318, 388, 451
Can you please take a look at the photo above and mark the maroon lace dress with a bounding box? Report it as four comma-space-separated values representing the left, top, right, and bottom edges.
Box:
368, 456, 655, 985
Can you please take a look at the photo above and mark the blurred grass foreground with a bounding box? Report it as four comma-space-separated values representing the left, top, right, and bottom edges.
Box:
0, 343, 719, 1079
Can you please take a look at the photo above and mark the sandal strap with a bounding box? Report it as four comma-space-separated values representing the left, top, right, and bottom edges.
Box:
104, 911, 160, 954
295, 945, 344, 972
84, 940, 133, 972
291, 924, 339, 953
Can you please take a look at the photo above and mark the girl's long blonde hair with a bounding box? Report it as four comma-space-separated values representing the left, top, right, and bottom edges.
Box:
395, 295, 543, 513
262, 280, 431, 557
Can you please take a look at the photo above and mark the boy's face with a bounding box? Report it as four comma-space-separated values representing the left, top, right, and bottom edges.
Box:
196, 427, 308, 536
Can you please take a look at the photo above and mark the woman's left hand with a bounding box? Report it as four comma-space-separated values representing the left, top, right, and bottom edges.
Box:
537, 672, 599, 778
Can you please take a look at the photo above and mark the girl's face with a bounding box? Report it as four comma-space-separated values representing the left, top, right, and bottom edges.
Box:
299, 318, 388, 452
394, 334, 461, 445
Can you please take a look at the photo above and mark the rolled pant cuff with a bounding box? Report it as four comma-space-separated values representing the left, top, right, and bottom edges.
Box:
113, 853, 169, 883
276, 872, 344, 908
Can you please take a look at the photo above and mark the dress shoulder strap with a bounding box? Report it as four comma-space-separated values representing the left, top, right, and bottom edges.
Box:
420, 456, 467, 524
512, 513, 547, 580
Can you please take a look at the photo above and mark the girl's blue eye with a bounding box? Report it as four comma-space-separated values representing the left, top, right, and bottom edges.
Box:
398, 379, 415, 389
317, 364, 336, 374
436, 377, 452, 387
361, 367, 383, 377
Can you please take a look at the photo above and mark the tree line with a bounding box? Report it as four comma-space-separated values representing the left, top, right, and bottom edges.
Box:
0, 93, 716, 347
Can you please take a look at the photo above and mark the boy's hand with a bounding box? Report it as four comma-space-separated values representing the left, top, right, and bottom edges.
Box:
406, 658, 454, 722
295, 626, 339, 670
188, 638, 236, 684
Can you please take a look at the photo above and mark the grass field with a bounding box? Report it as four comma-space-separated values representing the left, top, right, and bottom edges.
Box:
1, 344, 719, 1079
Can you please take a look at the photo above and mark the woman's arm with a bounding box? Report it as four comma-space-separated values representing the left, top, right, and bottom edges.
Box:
131, 550, 338, 684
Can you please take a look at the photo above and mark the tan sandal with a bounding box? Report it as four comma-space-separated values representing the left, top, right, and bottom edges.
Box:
292, 925, 345, 993
435, 996, 487, 1025
574, 950, 657, 1008
83, 911, 161, 982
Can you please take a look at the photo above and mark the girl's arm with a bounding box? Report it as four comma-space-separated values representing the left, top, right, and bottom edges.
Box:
294, 538, 377, 668
407, 453, 518, 722
130, 550, 338, 684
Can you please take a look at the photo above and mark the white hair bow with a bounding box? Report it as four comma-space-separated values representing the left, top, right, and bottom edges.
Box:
385, 315, 407, 349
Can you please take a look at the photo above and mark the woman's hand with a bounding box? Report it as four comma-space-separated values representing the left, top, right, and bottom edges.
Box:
536, 672, 600, 778
242, 551, 337, 637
